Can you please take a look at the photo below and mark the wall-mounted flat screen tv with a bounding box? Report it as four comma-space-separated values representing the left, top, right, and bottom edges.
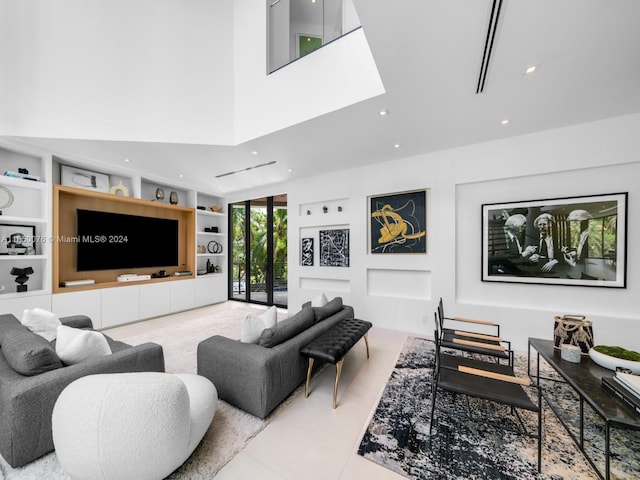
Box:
76, 209, 179, 271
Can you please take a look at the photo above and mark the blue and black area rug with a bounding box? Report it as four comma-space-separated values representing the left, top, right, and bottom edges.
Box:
357, 337, 640, 480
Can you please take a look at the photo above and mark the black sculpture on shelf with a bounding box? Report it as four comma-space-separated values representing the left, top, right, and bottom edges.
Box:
10, 266, 34, 292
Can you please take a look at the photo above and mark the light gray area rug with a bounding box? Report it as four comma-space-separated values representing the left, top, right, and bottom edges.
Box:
0, 303, 288, 480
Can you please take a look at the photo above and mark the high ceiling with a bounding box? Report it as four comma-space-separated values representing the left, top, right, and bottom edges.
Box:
9, 0, 640, 195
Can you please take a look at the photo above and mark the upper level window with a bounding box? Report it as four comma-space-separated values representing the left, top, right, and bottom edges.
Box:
267, 0, 361, 73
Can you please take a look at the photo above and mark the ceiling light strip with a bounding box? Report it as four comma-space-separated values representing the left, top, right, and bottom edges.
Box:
215, 160, 277, 178
476, 0, 504, 94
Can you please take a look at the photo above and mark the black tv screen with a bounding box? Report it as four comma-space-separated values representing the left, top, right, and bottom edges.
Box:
76, 209, 179, 271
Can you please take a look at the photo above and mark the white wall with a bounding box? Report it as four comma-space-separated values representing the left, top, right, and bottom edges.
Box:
0, 0, 235, 144
1, 0, 384, 147
233, 0, 384, 143
235, 113, 640, 352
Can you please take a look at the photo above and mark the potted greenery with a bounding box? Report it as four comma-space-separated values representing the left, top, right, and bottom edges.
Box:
589, 345, 640, 374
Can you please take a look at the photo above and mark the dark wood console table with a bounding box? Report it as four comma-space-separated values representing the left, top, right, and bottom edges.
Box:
528, 338, 640, 480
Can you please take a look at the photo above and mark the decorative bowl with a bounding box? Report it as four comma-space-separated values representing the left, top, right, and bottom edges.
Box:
588, 348, 640, 374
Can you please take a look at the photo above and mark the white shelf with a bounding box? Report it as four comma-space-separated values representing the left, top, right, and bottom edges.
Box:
0, 215, 47, 224
0, 175, 47, 190
0, 289, 48, 299
197, 209, 225, 217
0, 255, 47, 261
197, 231, 224, 236
197, 253, 225, 257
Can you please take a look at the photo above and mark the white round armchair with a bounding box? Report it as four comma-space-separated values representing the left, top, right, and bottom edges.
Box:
52, 372, 217, 480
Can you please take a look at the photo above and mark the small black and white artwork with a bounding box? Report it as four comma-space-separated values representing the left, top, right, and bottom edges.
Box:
319, 229, 349, 267
301, 237, 314, 266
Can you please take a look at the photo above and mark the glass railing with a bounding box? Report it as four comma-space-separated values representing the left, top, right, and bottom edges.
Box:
267, 0, 361, 73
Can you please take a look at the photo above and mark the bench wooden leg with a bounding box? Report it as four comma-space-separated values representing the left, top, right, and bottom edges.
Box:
364, 332, 370, 358
305, 358, 314, 398
333, 358, 344, 409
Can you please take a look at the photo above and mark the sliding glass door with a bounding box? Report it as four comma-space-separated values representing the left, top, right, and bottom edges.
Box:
230, 195, 287, 307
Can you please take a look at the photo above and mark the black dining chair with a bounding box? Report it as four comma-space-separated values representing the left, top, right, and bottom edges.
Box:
429, 324, 543, 472
436, 297, 513, 365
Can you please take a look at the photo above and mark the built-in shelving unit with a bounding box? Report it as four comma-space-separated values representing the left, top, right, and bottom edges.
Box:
194, 193, 227, 305
0, 145, 51, 302
0, 139, 229, 325
52, 184, 196, 293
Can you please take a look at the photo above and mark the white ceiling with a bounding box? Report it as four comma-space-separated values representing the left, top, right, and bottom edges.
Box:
9, 0, 640, 195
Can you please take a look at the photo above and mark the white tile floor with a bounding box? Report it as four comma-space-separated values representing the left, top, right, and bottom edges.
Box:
104, 303, 409, 480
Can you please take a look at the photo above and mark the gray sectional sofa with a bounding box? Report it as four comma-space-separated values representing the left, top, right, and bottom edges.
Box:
0, 313, 165, 468
197, 298, 355, 418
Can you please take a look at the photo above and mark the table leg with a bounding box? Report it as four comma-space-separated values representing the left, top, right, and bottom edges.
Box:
364, 333, 370, 358
580, 397, 584, 450
605, 421, 610, 480
305, 358, 314, 398
333, 358, 344, 409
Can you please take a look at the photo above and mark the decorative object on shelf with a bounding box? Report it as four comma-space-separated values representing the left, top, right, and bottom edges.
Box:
0, 185, 15, 215
322, 206, 328, 213
169, 191, 178, 205
206, 259, 216, 273
210, 205, 222, 213
319, 229, 349, 267
207, 240, 223, 254
61, 165, 110, 192
197, 206, 206, 210
553, 314, 593, 355
10, 266, 33, 292
197, 245, 206, 254
0, 224, 35, 255
482, 192, 628, 288
301, 237, 314, 266
369, 189, 427, 254
109, 181, 130, 197
561, 344, 582, 363
589, 346, 640, 374
204, 226, 219, 233
4, 168, 40, 181
154, 187, 165, 201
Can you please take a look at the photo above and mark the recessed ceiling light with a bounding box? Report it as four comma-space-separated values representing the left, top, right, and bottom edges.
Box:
178, 174, 184, 178
123, 158, 130, 163
501, 119, 510, 125
288, 169, 293, 173
378, 109, 390, 117
251, 150, 258, 155
524, 64, 538, 75
393, 144, 401, 149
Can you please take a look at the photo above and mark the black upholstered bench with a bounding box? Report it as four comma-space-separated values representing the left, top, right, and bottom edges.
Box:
300, 318, 372, 408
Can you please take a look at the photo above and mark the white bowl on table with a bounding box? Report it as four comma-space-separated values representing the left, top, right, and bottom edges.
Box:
588, 348, 640, 374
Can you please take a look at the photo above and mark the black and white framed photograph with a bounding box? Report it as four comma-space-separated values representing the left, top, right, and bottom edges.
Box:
0, 224, 36, 255
482, 192, 627, 287
319, 229, 349, 267
301, 237, 314, 266
369, 189, 426, 254
61, 165, 110, 192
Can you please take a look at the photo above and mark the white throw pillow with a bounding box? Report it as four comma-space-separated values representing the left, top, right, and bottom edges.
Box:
21, 308, 61, 342
311, 292, 329, 307
240, 306, 277, 344
55, 325, 112, 365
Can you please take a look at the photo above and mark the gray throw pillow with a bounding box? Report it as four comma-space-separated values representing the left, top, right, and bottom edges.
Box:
0, 314, 63, 376
313, 297, 343, 322
259, 307, 315, 348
